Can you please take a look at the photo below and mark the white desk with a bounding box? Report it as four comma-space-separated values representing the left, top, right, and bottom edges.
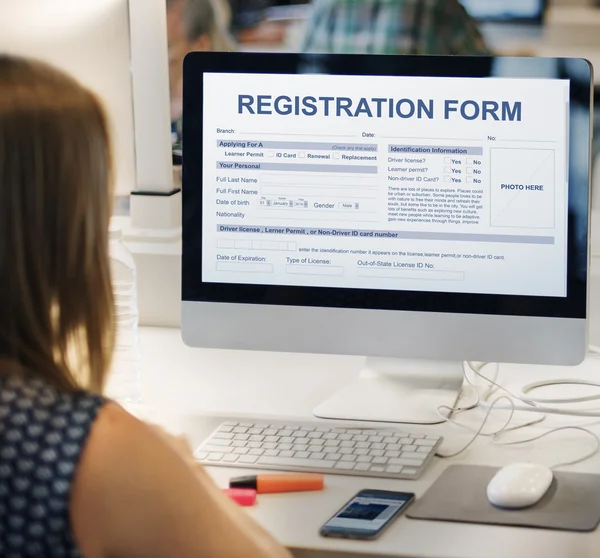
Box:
138, 327, 600, 558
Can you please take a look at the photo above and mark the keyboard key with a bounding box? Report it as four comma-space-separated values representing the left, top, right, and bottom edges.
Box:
338, 448, 353, 455
310, 452, 327, 460
263, 429, 277, 436
415, 439, 437, 447
249, 435, 264, 442
279, 430, 293, 437
207, 453, 224, 461
323, 433, 338, 440
383, 437, 398, 444
249, 449, 265, 456
385, 451, 400, 458
235, 434, 250, 442
356, 455, 372, 463
418, 447, 430, 453
308, 445, 324, 453
341, 454, 356, 462
368, 436, 383, 443
354, 448, 369, 456
353, 435, 368, 442
195, 451, 208, 460
248, 428, 263, 435
219, 426, 235, 432
403, 468, 419, 477
233, 427, 248, 434
248, 442, 262, 449
214, 433, 234, 440
355, 442, 370, 449
234, 448, 249, 455
386, 465, 403, 474
326, 453, 341, 461
294, 445, 309, 452
386, 444, 401, 451
401, 452, 426, 461
292, 431, 308, 438
258, 456, 336, 469
370, 450, 384, 457
324, 440, 340, 447
264, 449, 278, 457
307, 432, 323, 439
355, 463, 371, 471
264, 435, 279, 442
370, 466, 386, 472
308, 439, 325, 446
340, 441, 355, 448
278, 444, 293, 451
238, 455, 258, 464
337, 434, 352, 441
239, 422, 254, 427
389, 458, 423, 468
399, 438, 413, 445
372, 457, 388, 465
280, 437, 295, 444
335, 462, 355, 470
232, 441, 247, 448
296, 451, 310, 458
201, 445, 233, 454
208, 438, 230, 447
263, 442, 277, 450
279, 451, 295, 458
371, 443, 385, 450
223, 454, 239, 463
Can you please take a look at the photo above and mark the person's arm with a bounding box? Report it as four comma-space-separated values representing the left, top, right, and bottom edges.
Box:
70, 402, 293, 558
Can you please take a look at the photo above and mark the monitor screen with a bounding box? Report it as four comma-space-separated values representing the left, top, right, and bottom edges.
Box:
183, 53, 591, 327
459, 0, 546, 22
200, 72, 568, 299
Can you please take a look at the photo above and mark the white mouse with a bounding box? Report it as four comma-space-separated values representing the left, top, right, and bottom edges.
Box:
486, 462, 554, 509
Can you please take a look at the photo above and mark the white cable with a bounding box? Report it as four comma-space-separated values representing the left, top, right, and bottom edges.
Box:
435, 361, 600, 467
492, 426, 600, 469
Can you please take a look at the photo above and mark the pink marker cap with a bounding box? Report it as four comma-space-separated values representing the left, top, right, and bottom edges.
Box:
222, 488, 257, 506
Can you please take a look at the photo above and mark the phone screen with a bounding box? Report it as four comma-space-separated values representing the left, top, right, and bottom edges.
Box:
321, 490, 414, 539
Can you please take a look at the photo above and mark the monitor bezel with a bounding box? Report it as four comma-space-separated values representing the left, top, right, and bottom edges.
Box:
182, 52, 592, 321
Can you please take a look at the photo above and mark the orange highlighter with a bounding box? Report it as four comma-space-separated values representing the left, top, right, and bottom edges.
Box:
229, 473, 324, 494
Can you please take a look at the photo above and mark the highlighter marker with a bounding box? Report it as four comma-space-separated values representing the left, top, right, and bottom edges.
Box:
229, 473, 324, 494
222, 488, 257, 506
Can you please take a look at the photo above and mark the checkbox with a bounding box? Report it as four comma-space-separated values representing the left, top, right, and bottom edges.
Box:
445, 176, 452, 183
466, 177, 475, 183
467, 167, 474, 174
333, 152, 341, 159
299, 152, 306, 158
445, 157, 452, 164
267, 151, 274, 157
445, 166, 452, 173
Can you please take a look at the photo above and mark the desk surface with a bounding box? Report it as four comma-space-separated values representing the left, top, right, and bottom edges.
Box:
139, 327, 600, 558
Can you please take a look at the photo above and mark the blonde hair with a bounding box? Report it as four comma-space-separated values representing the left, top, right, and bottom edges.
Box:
0, 56, 114, 393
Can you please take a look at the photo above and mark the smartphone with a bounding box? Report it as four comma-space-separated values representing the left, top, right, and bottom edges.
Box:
319, 489, 415, 540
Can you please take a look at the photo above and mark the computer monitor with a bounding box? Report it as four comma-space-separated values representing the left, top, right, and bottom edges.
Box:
459, 0, 548, 23
181, 52, 592, 424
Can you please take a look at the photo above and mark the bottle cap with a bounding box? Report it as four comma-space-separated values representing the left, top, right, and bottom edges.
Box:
109, 223, 123, 240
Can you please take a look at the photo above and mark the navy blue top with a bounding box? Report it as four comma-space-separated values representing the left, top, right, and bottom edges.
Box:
0, 372, 105, 557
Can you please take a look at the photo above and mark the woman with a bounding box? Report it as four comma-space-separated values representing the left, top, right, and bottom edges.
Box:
0, 55, 292, 558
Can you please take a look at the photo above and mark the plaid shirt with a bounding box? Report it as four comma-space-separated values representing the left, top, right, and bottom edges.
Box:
301, 0, 490, 56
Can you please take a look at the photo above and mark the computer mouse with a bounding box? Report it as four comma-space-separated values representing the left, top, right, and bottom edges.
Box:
486, 463, 554, 509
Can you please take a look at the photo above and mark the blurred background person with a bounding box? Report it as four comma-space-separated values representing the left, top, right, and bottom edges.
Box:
167, 0, 235, 147
301, 0, 491, 55
228, 0, 288, 45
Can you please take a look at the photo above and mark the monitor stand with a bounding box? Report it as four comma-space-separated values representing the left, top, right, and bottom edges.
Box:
313, 358, 464, 425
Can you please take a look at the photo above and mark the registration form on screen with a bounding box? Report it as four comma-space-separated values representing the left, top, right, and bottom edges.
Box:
201, 72, 570, 298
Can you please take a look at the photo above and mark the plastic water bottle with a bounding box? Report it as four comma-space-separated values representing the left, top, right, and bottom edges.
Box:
106, 225, 142, 403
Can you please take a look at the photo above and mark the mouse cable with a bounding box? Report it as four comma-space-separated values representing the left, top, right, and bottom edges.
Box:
435, 364, 600, 467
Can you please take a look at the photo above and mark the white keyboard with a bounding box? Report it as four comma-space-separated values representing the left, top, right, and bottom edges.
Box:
194, 420, 442, 480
